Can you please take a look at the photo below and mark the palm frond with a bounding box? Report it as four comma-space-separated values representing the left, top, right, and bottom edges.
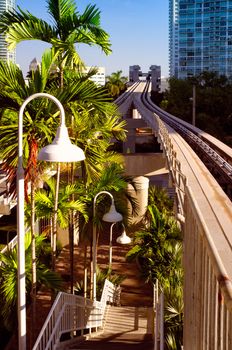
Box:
47, 0, 77, 25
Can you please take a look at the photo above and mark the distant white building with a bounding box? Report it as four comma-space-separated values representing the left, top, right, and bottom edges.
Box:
83, 66, 106, 86
0, 0, 16, 63
27, 60, 106, 86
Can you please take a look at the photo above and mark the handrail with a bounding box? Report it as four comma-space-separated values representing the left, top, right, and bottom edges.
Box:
33, 279, 116, 350
1, 235, 18, 254
186, 185, 232, 309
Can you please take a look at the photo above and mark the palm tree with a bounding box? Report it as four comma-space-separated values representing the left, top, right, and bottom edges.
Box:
0, 52, 127, 297
0, 53, 62, 326
105, 70, 128, 98
126, 204, 182, 285
126, 188, 183, 349
148, 185, 174, 213
0, 0, 111, 87
26, 177, 88, 272
0, 0, 112, 283
70, 162, 135, 295
69, 102, 126, 185
0, 232, 63, 331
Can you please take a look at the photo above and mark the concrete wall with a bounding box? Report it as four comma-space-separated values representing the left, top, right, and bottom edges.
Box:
123, 153, 167, 177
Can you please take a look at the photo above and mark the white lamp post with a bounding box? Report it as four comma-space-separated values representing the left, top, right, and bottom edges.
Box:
17, 93, 85, 350
92, 191, 122, 301
109, 222, 131, 267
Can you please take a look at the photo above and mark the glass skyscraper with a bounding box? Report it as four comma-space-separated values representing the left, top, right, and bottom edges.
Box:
0, 0, 15, 63
169, 0, 232, 79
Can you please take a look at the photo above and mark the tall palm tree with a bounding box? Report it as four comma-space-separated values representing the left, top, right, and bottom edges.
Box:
0, 0, 111, 87
0, 0, 112, 276
0, 54, 61, 328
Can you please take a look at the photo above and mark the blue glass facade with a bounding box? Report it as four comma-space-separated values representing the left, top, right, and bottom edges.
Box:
169, 0, 232, 78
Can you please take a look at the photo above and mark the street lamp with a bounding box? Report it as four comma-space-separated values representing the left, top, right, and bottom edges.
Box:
92, 191, 122, 301
17, 93, 85, 350
109, 222, 131, 268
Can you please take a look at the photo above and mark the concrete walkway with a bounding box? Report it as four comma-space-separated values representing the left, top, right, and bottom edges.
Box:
65, 306, 154, 350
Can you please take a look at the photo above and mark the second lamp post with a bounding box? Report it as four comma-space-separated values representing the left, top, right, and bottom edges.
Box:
92, 191, 122, 301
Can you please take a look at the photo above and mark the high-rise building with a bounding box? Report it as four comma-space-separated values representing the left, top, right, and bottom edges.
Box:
0, 0, 16, 63
169, 0, 232, 79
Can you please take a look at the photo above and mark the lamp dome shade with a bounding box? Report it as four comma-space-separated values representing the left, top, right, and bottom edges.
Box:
116, 230, 131, 244
102, 203, 122, 223
38, 124, 85, 163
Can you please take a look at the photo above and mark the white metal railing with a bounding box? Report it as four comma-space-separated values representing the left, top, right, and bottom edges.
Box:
33, 279, 116, 350
157, 117, 186, 221
0, 234, 18, 254
153, 281, 164, 350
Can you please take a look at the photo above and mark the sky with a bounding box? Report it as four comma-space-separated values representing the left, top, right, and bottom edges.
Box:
16, 0, 169, 78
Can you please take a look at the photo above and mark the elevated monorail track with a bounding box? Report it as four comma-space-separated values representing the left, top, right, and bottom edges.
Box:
117, 81, 232, 199
115, 82, 232, 349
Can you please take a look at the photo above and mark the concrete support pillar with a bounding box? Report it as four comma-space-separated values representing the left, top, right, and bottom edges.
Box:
127, 176, 149, 225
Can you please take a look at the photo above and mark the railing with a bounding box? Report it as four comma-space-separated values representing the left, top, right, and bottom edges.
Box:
0, 234, 17, 254
157, 117, 186, 221
153, 281, 164, 350
183, 186, 232, 349
33, 279, 116, 350
155, 110, 232, 349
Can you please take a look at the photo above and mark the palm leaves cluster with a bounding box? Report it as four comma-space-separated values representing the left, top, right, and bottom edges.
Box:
0, 233, 62, 331
105, 70, 128, 98
126, 186, 183, 349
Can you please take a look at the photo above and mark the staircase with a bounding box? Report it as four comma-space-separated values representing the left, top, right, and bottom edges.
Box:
43, 227, 155, 350
66, 306, 154, 350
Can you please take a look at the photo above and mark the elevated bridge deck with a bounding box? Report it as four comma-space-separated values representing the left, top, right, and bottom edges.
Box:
116, 82, 232, 349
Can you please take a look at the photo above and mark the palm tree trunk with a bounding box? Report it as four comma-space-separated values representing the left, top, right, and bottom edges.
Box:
52, 162, 61, 271
84, 245, 88, 298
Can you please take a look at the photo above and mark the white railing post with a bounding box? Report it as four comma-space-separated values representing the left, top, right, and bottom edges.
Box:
160, 293, 164, 350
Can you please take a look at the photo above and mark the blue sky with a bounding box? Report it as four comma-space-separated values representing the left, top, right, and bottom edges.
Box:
16, 0, 169, 77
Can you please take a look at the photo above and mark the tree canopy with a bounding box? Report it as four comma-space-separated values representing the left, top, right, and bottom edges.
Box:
160, 71, 232, 146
